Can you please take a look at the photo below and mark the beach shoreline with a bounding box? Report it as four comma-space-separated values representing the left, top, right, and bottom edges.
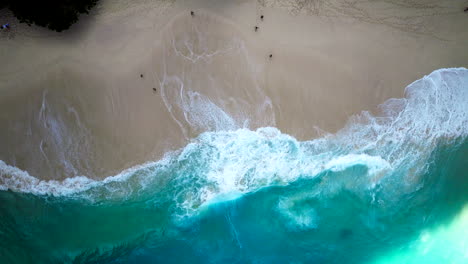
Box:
0, 0, 467, 180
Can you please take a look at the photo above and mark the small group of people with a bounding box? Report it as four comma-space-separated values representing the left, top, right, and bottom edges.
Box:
253, 15, 273, 59
254, 15, 264, 32
188, 11, 273, 60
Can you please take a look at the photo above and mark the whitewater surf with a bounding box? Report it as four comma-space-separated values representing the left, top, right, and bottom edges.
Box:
0, 68, 467, 263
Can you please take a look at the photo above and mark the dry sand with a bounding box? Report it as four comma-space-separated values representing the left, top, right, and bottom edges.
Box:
0, 0, 467, 180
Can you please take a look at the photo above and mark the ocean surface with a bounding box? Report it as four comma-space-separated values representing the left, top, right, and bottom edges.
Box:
0, 68, 467, 263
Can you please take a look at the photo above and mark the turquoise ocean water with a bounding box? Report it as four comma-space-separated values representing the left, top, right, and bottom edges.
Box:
0, 68, 467, 263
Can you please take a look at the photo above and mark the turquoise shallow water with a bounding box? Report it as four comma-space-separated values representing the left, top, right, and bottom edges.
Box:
1, 68, 467, 263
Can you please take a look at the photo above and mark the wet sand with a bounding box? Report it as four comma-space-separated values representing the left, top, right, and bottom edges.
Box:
0, 0, 467, 180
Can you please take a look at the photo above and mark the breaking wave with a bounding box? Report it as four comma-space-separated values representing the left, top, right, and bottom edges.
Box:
0, 68, 467, 263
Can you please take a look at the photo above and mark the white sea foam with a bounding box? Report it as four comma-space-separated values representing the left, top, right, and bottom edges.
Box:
0, 156, 173, 197
0, 160, 95, 195
325, 154, 391, 175
0, 68, 467, 212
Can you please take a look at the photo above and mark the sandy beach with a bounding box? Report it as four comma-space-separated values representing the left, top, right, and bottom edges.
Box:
0, 0, 467, 180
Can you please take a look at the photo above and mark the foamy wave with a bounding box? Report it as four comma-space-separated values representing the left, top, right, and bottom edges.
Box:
335, 68, 467, 177
0, 157, 172, 197
0, 160, 96, 195
325, 154, 391, 174
0, 68, 466, 212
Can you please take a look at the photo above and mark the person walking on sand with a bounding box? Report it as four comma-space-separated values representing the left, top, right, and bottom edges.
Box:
1, 23, 10, 30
